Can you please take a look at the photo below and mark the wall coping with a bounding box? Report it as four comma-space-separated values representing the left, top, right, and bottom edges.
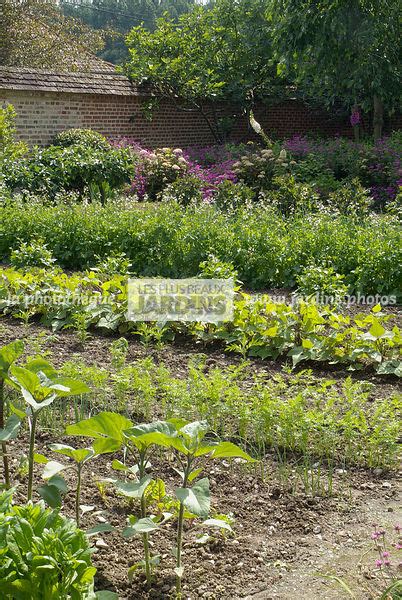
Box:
0, 65, 140, 96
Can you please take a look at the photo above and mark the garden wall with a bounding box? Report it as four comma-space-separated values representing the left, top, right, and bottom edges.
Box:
0, 67, 400, 147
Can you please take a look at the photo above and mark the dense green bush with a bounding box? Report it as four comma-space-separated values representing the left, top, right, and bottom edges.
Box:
0, 490, 97, 599
161, 174, 203, 205
2, 144, 135, 202
232, 146, 291, 191
10, 238, 56, 269
0, 199, 399, 295
53, 128, 110, 151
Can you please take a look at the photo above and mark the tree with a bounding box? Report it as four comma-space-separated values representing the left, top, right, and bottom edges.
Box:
0, 0, 104, 70
270, 0, 401, 139
125, 0, 283, 142
61, 0, 203, 64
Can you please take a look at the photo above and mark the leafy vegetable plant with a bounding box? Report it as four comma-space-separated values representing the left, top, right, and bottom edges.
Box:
0, 489, 98, 600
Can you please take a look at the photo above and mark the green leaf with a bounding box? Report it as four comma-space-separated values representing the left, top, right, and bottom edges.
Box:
175, 478, 210, 518
123, 420, 176, 449
209, 441, 255, 462
95, 592, 118, 600
202, 518, 233, 532
34, 452, 48, 464
0, 340, 24, 377
43, 460, 66, 480
0, 414, 21, 441
37, 483, 63, 507
369, 322, 386, 339
123, 517, 160, 536
112, 475, 152, 499
50, 443, 95, 463
86, 523, 115, 536
66, 412, 132, 451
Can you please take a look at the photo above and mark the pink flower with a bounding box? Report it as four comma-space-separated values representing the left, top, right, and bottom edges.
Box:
350, 109, 361, 127
375, 559, 383, 567
382, 551, 390, 558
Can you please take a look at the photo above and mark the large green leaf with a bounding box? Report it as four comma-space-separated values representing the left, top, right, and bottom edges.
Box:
123, 517, 160, 536
0, 414, 21, 441
50, 443, 95, 464
123, 420, 176, 449
175, 478, 210, 518
0, 340, 24, 378
112, 475, 152, 499
38, 482, 63, 507
66, 412, 132, 451
209, 441, 255, 462
43, 460, 67, 480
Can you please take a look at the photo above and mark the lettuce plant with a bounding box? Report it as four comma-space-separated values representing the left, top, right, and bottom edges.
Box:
0, 490, 98, 600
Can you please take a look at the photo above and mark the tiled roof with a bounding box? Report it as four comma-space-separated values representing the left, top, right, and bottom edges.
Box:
0, 65, 139, 96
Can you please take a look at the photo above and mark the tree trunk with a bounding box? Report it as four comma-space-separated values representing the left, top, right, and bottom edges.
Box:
373, 95, 384, 141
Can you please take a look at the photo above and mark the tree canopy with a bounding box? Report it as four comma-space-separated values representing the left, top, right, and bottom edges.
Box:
0, 0, 104, 70
271, 0, 401, 138
125, 0, 285, 141
61, 0, 205, 63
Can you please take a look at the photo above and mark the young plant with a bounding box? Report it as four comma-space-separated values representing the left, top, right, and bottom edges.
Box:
0, 340, 24, 488
117, 421, 176, 586
41, 444, 97, 526
10, 359, 89, 500
167, 420, 255, 597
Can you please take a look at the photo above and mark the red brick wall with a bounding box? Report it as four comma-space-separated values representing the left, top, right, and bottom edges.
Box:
0, 88, 399, 147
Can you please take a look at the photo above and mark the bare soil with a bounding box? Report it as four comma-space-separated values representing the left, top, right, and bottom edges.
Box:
0, 318, 401, 600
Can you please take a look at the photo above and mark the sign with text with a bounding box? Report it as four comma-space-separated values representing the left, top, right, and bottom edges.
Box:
127, 278, 234, 323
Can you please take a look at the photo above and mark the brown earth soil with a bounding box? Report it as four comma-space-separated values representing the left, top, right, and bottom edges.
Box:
0, 318, 401, 600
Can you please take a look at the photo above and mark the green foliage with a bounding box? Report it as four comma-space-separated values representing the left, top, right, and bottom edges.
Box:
0, 492, 96, 600
10, 238, 56, 270
296, 265, 348, 301
268, 175, 322, 215
91, 251, 133, 277
213, 180, 255, 211
125, 0, 281, 141
0, 267, 400, 375
232, 147, 291, 192
161, 175, 203, 206
198, 254, 239, 281
271, 0, 401, 138
53, 129, 110, 151
327, 178, 372, 216
0, 105, 28, 167
0, 200, 399, 295
3, 144, 134, 202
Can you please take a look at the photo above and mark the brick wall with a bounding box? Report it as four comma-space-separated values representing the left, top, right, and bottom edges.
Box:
0, 88, 399, 147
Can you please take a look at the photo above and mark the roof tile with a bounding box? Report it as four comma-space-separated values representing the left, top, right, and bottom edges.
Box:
0, 65, 139, 96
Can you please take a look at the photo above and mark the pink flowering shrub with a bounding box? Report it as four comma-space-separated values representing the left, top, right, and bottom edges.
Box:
111, 138, 238, 201
284, 132, 402, 206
